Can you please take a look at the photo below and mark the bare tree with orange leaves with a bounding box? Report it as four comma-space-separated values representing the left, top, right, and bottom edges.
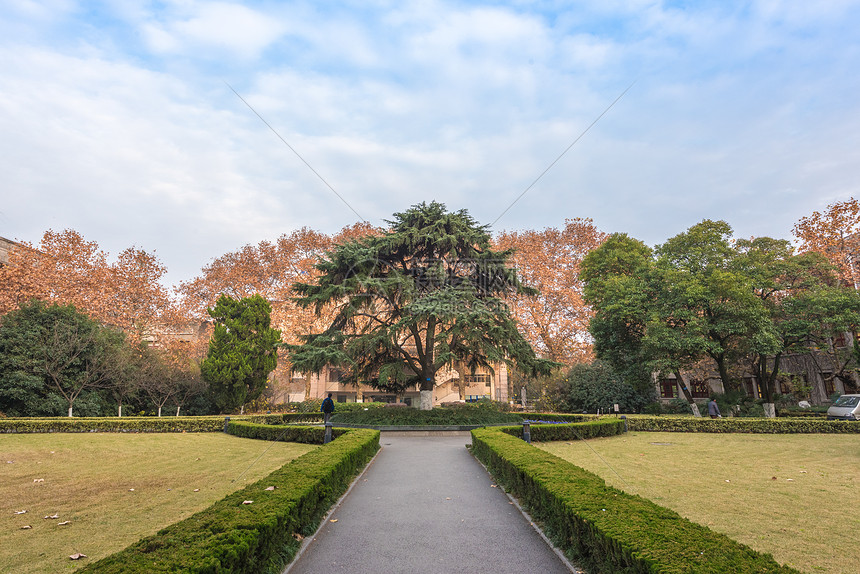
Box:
793, 198, 860, 289
494, 218, 606, 367
0, 230, 176, 335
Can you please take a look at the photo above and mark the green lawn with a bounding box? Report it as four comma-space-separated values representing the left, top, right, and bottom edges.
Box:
1, 433, 316, 573
539, 432, 860, 574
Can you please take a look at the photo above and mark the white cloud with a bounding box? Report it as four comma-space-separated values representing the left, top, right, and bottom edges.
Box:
142, 2, 287, 59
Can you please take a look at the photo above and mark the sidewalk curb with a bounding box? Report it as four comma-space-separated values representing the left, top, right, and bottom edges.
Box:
469, 447, 586, 574
281, 445, 384, 574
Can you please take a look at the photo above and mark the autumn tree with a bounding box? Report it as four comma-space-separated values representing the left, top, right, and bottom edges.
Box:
493, 218, 606, 367
201, 294, 280, 413
288, 202, 556, 410
0, 230, 175, 336
178, 224, 379, 399
793, 197, 860, 288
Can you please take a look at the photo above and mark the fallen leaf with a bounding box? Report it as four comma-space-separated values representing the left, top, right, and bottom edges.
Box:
799, 470, 808, 474
20, 525, 31, 530
128, 488, 135, 492
445, 497, 451, 500
264, 486, 275, 491
786, 478, 794, 482
329, 519, 338, 523
33, 479, 44, 483
58, 521, 71, 526
69, 553, 87, 560
771, 477, 777, 480
6, 461, 13, 464
242, 500, 253, 505
193, 489, 199, 492
44, 514, 59, 520
14, 510, 27, 515
293, 533, 304, 541
490, 484, 498, 488
725, 480, 730, 483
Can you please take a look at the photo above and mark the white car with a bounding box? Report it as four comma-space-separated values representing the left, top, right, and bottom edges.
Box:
826, 394, 860, 420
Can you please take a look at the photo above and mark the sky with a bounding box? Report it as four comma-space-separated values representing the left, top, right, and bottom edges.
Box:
2, 1, 859, 287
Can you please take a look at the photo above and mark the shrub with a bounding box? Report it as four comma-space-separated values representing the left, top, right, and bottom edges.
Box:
625, 415, 860, 433
0, 416, 228, 433
78, 428, 380, 573
330, 405, 521, 426
499, 419, 624, 442
471, 427, 800, 574
558, 361, 654, 414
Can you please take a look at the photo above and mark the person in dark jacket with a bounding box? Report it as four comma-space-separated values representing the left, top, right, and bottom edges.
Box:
708, 397, 722, 419
321, 393, 335, 423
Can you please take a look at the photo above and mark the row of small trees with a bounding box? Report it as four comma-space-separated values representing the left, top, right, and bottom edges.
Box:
0, 300, 207, 417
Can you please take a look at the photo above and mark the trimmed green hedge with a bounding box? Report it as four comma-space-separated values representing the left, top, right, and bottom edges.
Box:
625, 415, 860, 433
246, 413, 324, 425
471, 426, 800, 574
0, 417, 229, 433
78, 427, 380, 574
776, 409, 828, 418
226, 421, 349, 444
500, 419, 624, 442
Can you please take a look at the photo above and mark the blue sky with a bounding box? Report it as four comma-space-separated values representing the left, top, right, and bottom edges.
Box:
2, 1, 859, 286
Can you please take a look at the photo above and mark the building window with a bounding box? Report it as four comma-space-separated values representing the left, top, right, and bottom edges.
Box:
824, 376, 835, 396
328, 369, 342, 382
336, 394, 347, 403
463, 374, 491, 384
689, 380, 710, 399
659, 379, 677, 399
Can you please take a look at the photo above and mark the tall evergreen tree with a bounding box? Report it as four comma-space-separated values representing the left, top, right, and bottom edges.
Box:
288, 201, 555, 409
201, 294, 280, 413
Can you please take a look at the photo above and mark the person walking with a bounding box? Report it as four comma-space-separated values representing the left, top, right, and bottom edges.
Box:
708, 397, 722, 419
321, 393, 335, 423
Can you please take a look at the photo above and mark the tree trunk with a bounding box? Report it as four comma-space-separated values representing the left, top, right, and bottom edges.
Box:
713, 353, 737, 393
118, 404, 122, 417
157, 406, 162, 417
176, 406, 181, 416
674, 370, 702, 418
763, 403, 776, 418
68, 405, 73, 417
240, 405, 244, 415
419, 390, 433, 410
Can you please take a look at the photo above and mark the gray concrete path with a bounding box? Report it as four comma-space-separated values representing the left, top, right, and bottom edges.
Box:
285, 433, 574, 574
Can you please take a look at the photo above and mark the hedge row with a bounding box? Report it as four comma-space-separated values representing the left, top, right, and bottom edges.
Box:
246, 413, 324, 425
470, 427, 800, 574
776, 409, 828, 418
500, 418, 625, 442
78, 427, 380, 574
625, 415, 860, 433
0, 417, 229, 433
226, 420, 348, 444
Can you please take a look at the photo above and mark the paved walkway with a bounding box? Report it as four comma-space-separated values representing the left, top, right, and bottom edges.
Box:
285, 433, 576, 574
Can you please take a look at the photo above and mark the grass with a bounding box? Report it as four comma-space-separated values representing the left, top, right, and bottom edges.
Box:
538, 432, 860, 574
1, 433, 316, 573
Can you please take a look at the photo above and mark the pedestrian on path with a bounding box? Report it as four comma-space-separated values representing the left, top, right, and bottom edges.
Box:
708, 397, 722, 419
321, 393, 335, 423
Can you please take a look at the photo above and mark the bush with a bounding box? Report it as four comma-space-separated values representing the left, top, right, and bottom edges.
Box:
78, 428, 380, 573
0, 416, 229, 433
471, 427, 801, 574
499, 419, 625, 442
558, 361, 654, 414
226, 421, 349, 443
625, 415, 860, 433
331, 405, 522, 426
